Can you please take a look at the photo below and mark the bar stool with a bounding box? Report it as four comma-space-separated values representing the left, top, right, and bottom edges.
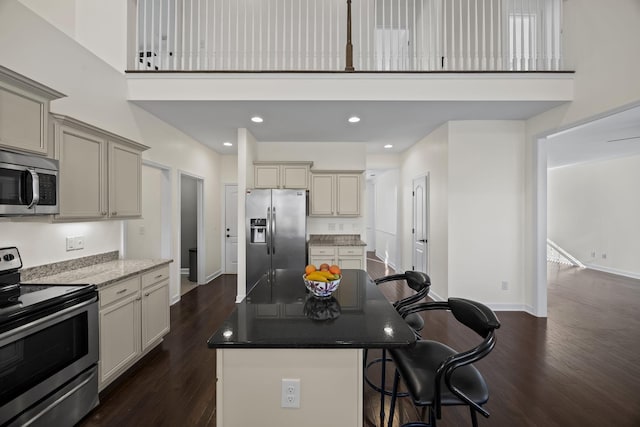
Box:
364, 271, 431, 426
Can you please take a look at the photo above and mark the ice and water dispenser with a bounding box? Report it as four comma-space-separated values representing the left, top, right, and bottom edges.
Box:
250, 218, 267, 243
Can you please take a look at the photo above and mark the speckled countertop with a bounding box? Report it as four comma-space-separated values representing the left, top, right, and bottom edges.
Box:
23, 259, 172, 289
308, 234, 366, 246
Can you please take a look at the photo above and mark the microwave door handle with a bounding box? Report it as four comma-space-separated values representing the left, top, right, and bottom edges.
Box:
27, 169, 39, 209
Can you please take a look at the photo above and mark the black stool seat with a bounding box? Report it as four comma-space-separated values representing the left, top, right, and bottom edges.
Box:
390, 340, 488, 406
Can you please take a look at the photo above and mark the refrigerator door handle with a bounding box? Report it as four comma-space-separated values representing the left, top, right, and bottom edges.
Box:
266, 207, 271, 255
272, 207, 276, 254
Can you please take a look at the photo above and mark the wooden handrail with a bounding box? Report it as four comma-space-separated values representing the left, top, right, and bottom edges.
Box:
345, 0, 355, 71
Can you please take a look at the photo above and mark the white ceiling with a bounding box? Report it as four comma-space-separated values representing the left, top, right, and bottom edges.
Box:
133, 100, 640, 167
547, 104, 640, 168
133, 100, 564, 155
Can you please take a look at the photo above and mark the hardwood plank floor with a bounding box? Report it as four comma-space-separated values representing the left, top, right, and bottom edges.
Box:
80, 259, 640, 427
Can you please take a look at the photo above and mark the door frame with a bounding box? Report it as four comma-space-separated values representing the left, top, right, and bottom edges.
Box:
178, 170, 205, 289
412, 174, 430, 274
222, 183, 238, 274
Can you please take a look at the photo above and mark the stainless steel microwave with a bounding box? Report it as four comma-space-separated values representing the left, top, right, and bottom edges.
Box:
0, 150, 59, 216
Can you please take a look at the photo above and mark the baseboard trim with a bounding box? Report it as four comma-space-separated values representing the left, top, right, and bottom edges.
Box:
583, 263, 640, 280
428, 290, 536, 315
206, 269, 223, 284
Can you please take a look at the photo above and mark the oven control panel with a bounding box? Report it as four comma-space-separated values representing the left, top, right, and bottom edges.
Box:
0, 247, 22, 272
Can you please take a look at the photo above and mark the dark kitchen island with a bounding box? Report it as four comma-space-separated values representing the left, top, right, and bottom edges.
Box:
207, 269, 416, 427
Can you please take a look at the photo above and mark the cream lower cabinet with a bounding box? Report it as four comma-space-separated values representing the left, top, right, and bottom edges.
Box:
309, 246, 365, 269
98, 266, 170, 390
52, 114, 148, 220
310, 172, 361, 217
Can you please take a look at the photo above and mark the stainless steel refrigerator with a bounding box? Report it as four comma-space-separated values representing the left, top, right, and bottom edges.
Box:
246, 189, 307, 290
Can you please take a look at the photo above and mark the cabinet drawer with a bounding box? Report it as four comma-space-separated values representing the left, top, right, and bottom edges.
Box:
100, 276, 140, 307
309, 246, 336, 256
338, 246, 363, 256
142, 266, 170, 288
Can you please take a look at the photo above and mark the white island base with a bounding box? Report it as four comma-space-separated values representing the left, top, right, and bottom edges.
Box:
216, 348, 364, 427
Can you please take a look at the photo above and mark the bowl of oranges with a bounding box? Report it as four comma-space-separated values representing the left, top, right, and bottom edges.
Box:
303, 264, 342, 298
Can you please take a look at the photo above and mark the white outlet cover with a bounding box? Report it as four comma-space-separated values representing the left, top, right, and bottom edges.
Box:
281, 379, 300, 408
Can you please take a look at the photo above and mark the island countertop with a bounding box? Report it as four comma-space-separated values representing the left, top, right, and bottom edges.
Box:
207, 269, 416, 349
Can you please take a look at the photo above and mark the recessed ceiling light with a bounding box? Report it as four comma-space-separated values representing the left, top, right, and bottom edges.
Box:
223, 142, 233, 146
251, 116, 264, 123
348, 116, 361, 123
384, 144, 393, 149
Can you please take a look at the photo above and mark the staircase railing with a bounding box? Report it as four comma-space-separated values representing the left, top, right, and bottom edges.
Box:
132, 0, 564, 72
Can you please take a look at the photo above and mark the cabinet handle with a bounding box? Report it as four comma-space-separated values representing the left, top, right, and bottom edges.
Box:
101, 211, 107, 216
144, 293, 150, 297
155, 274, 163, 279
116, 288, 128, 294
136, 297, 142, 301
112, 211, 117, 216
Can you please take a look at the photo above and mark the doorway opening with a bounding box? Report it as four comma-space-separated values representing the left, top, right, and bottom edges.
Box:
179, 172, 205, 297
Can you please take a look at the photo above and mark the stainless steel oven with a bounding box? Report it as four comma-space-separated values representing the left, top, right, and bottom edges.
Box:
0, 247, 98, 427
0, 149, 59, 216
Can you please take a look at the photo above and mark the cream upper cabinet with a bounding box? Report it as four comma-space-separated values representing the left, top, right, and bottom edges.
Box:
52, 115, 148, 220
109, 142, 142, 217
254, 162, 312, 189
310, 171, 362, 217
0, 66, 65, 156
310, 174, 334, 216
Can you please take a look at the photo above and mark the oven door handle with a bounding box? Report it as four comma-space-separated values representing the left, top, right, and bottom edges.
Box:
0, 296, 97, 343
26, 169, 40, 209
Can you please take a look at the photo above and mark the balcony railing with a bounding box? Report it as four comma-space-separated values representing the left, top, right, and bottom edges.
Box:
133, 0, 563, 72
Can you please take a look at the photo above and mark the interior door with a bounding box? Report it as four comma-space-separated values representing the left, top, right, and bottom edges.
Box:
412, 175, 429, 273
225, 185, 238, 274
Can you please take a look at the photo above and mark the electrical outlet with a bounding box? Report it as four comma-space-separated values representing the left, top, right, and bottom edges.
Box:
281, 379, 300, 408
501, 281, 509, 291
338, 223, 344, 231
601, 253, 607, 259
75, 235, 84, 249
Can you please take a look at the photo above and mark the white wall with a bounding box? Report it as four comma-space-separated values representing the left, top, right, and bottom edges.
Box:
1, 1, 223, 304
372, 169, 399, 268
256, 141, 367, 170
401, 123, 449, 300
447, 121, 525, 306
126, 165, 164, 260
220, 154, 239, 183
236, 128, 257, 301
548, 155, 640, 279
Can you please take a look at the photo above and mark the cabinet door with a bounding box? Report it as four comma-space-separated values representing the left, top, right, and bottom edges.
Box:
310, 174, 334, 216
141, 279, 170, 351
338, 257, 363, 269
0, 84, 48, 155
56, 126, 107, 219
99, 294, 141, 386
336, 174, 360, 216
281, 165, 308, 189
109, 142, 142, 218
254, 165, 280, 188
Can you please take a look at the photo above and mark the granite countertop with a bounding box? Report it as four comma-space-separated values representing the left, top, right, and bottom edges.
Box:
23, 259, 172, 289
208, 269, 415, 349
308, 234, 366, 246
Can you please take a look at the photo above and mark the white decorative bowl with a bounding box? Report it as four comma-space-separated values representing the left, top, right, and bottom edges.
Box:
303, 274, 341, 298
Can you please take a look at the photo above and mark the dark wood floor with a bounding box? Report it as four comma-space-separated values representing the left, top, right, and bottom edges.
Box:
80, 258, 640, 427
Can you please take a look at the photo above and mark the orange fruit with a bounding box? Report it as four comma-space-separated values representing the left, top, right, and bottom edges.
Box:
329, 265, 341, 275
319, 263, 330, 271
305, 264, 316, 275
